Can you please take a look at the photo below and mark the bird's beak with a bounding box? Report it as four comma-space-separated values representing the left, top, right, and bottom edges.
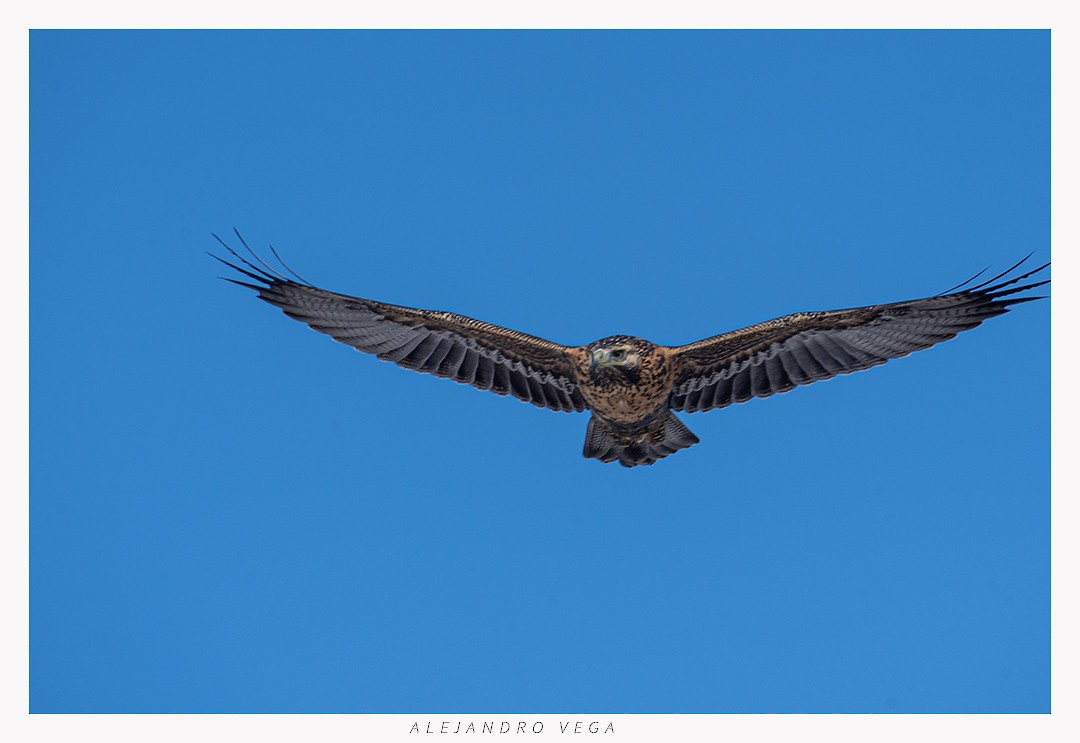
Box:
591, 348, 610, 369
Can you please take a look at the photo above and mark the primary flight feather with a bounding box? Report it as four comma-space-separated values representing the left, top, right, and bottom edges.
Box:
213, 234, 1048, 467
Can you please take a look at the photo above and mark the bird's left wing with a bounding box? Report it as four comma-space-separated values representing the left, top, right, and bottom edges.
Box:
213, 238, 587, 413
666, 258, 1049, 413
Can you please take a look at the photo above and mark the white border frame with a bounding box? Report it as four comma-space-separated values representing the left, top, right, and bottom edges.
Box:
11, 3, 1072, 741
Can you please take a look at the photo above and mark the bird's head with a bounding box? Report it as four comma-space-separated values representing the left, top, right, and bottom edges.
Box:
586, 336, 655, 384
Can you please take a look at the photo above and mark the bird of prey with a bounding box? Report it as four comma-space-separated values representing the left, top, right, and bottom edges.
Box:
213, 235, 1049, 468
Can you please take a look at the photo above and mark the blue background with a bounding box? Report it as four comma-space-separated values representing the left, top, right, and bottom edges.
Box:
30, 31, 1049, 713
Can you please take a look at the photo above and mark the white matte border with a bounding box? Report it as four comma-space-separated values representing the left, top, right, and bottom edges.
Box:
10, 3, 1073, 742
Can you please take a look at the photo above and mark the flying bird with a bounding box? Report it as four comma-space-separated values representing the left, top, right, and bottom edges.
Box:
213, 235, 1049, 467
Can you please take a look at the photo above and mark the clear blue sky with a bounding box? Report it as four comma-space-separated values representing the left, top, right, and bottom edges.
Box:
30, 30, 1049, 713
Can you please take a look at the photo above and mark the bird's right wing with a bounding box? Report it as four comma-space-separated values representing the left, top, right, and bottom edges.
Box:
213, 236, 588, 413
666, 258, 1049, 413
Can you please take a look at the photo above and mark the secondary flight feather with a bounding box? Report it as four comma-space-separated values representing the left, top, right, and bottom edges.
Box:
213, 233, 1049, 467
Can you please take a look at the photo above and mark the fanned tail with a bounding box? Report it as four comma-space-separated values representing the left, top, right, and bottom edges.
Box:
583, 411, 700, 468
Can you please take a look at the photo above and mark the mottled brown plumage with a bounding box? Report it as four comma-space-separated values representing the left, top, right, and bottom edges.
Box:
213, 234, 1048, 467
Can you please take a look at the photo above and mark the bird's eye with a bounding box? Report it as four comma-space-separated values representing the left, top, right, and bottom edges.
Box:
612, 349, 626, 359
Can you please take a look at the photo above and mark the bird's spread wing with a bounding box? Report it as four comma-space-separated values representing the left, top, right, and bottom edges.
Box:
667, 257, 1049, 413
212, 236, 587, 412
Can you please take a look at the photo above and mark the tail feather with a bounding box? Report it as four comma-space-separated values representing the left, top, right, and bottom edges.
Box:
583, 411, 700, 468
